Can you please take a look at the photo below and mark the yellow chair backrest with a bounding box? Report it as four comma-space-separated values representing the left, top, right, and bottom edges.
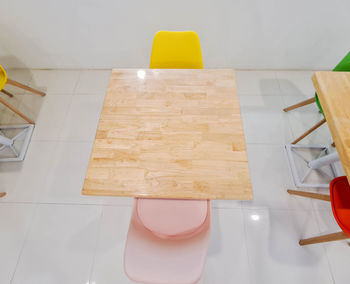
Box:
0, 65, 8, 91
150, 31, 203, 69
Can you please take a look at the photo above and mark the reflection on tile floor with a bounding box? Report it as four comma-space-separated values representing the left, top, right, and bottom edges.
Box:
0, 69, 348, 284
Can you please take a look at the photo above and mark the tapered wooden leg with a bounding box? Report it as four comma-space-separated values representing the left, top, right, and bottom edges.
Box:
287, 189, 331, 201
299, 231, 348, 246
6, 78, 46, 96
0, 192, 6, 198
283, 97, 316, 112
0, 97, 34, 124
291, 118, 327, 144
1, 89, 14, 97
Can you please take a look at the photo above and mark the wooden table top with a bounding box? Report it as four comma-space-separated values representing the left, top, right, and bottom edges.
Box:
82, 69, 252, 200
312, 71, 350, 180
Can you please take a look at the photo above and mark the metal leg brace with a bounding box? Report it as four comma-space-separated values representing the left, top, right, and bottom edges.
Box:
0, 124, 34, 162
285, 144, 339, 188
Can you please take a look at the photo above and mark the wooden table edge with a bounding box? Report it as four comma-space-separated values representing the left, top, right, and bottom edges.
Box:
312, 71, 350, 181
82, 188, 253, 200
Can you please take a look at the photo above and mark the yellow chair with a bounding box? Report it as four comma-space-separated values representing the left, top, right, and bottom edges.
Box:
150, 31, 203, 69
0, 65, 46, 124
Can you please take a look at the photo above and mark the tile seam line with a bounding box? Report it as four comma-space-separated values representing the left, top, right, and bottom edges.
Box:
0, 201, 133, 207
312, 208, 336, 284
241, 207, 255, 284
87, 206, 104, 283
55, 93, 75, 140
0, 201, 318, 211
0, 202, 321, 212
72, 70, 82, 95
9, 203, 39, 284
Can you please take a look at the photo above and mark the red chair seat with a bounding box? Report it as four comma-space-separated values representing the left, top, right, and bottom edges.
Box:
330, 176, 350, 237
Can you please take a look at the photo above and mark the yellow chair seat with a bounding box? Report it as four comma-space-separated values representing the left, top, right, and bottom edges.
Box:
150, 31, 203, 69
0, 65, 7, 91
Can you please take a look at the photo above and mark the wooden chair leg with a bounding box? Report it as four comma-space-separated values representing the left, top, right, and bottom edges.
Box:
299, 231, 348, 246
283, 97, 316, 112
1, 89, 14, 97
287, 189, 331, 201
0, 192, 6, 198
0, 96, 34, 124
6, 78, 46, 97
291, 118, 327, 144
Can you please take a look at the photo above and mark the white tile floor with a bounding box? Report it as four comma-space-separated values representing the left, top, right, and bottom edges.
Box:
0, 69, 349, 284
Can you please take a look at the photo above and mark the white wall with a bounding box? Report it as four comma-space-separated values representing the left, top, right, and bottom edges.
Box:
1, 0, 350, 70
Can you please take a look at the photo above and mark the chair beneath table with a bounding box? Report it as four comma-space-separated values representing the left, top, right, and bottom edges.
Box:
0, 64, 46, 124
124, 31, 211, 284
283, 52, 350, 144
288, 176, 350, 245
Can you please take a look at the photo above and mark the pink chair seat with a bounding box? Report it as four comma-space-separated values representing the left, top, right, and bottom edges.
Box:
136, 198, 208, 239
124, 199, 211, 284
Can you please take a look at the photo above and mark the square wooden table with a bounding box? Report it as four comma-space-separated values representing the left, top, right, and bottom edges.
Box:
312, 71, 350, 181
82, 69, 252, 200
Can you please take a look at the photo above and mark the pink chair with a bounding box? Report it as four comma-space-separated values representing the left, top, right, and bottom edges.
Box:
124, 198, 211, 284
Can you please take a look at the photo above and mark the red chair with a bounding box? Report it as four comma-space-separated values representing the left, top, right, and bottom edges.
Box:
288, 176, 350, 245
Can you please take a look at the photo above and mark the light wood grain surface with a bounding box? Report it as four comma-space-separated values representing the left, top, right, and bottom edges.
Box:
82, 69, 252, 200
312, 71, 350, 181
